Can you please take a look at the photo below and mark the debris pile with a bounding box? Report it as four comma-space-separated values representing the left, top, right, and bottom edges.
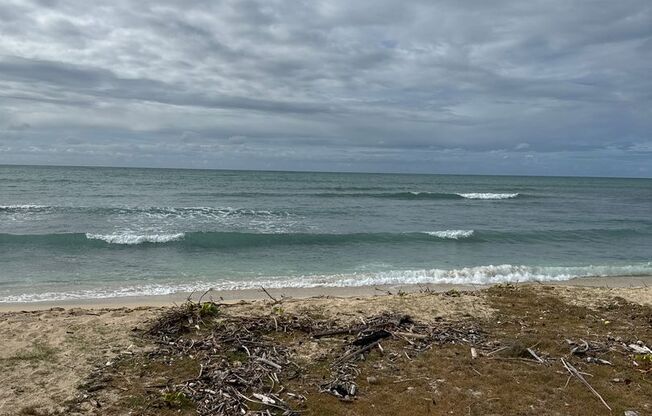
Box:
317, 313, 484, 400
147, 302, 310, 415
142, 302, 485, 414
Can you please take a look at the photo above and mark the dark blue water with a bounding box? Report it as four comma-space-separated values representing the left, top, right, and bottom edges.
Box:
1, 165, 651, 302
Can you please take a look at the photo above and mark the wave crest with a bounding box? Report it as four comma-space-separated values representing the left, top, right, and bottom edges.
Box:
0, 204, 50, 212
457, 193, 519, 200
85, 233, 185, 245
422, 230, 475, 239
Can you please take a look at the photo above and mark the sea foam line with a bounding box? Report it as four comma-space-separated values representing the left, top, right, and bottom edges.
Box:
3, 263, 650, 302
0, 204, 50, 211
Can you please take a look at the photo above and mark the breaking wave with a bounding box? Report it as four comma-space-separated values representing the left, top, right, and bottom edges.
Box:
3, 263, 650, 302
0, 204, 51, 212
314, 192, 523, 200
1, 227, 649, 247
85, 233, 185, 245
422, 230, 475, 239
456, 193, 520, 199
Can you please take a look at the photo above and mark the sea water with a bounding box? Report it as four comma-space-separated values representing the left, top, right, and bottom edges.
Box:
1, 165, 651, 302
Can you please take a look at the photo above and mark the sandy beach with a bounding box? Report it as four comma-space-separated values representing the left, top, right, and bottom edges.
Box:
1, 275, 650, 312
1, 279, 650, 415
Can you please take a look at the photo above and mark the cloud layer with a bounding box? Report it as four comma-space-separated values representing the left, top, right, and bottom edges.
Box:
0, 0, 650, 176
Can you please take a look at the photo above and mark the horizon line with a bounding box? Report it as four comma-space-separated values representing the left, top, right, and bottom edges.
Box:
1, 162, 650, 180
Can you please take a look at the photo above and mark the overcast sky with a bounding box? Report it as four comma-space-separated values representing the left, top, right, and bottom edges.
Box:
0, 0, 650, 176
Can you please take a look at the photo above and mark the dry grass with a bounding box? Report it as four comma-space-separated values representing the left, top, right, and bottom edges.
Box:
63, 285, 651, 415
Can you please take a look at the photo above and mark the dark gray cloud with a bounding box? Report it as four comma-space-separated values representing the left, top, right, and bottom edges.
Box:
0, 0, 650, 176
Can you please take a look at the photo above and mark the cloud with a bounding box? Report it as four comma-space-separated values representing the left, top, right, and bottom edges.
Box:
0, 0, 650, 176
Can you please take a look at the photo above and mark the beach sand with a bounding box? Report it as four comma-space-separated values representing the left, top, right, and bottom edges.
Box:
1, 278, 650, 415
1, 274, 650, 312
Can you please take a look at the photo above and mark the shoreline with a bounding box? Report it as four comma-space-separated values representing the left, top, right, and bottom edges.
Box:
1, 274, 650, 312
1, 281, 650, 414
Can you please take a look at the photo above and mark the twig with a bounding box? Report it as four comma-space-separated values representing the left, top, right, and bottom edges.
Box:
260, 286, 279, 303
256, 357, 283, 370
526, 348, 545, 364
313, 327, 363, 338
393, 376, 430, 383
394, 331, 429, 340
485, 346, 509, 356
198, 288, 213, 304
561, 358, 611, 411
486, 357, 541, 366
335, 340, 382, 364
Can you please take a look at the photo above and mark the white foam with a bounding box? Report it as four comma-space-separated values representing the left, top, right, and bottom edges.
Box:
457, 193, 519, 199
0, 204, 49, 210
85, 232, 185, 245
3, 263, 650, 303
423, 230, 474, 239
133, 206, 298, 233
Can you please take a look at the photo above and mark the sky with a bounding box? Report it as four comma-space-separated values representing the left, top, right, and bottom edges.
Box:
0, 0, 650, 177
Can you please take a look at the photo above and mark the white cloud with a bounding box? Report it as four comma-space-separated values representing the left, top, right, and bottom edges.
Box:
0, 0, 650, 176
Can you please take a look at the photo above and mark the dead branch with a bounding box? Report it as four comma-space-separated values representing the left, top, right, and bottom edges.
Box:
260, 286, 279, 303
561, 358, 611, 411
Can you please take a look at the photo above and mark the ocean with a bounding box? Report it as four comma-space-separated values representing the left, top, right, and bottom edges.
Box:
1, 165, 651, 302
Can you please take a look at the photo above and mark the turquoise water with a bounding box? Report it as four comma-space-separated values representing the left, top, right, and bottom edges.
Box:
1, 165, 651, 302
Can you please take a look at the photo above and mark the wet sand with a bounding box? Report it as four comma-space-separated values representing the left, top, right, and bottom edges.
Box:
1, 275, 650, 312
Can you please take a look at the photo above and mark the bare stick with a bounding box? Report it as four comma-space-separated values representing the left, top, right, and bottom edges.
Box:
260, 286, 278, 303
198, 288, 213, 304
256, 357, 283, 370
335, 340, 382, 364
485, 346, 509, 356
561, 358, 611, 411
394, 331, 429, 340
526, 348, 545, 364
313, 327, 364, 338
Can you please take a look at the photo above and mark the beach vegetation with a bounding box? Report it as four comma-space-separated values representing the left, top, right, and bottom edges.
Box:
199, 301, 219, 317
161, 391, 192, 408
